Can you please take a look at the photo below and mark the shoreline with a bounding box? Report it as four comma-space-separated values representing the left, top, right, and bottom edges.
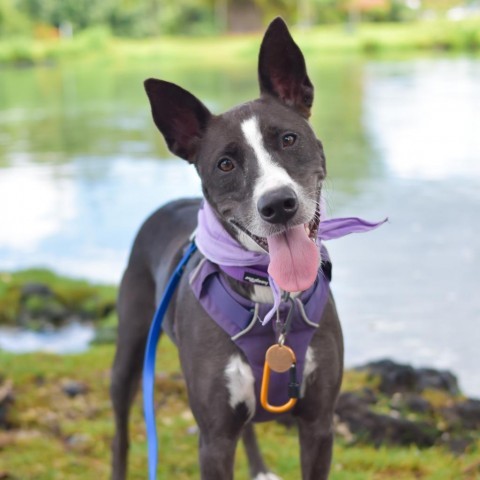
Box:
1, 19, 480, 67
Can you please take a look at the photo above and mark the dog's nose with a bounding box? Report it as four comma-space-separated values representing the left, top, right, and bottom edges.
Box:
258, 187, 299, 224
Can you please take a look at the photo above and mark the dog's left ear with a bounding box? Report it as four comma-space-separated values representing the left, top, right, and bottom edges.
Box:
144, 78, 212, 163
258, 17, 313, 118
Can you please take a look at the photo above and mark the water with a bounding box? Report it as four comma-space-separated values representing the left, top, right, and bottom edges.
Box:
0, 323, 95, 354
0, 55, 479, 396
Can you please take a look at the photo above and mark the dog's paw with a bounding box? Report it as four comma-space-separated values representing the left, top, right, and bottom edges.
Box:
254, 473, 282, 480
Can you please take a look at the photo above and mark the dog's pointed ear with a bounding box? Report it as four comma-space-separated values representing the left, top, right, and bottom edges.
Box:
144, 79, 212, 163
258, 17, 313, 118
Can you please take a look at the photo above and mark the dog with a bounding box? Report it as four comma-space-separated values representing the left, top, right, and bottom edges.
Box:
111, 17, 344, 480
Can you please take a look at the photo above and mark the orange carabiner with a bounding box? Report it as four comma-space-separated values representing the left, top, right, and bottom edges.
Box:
260, 345, 298, 414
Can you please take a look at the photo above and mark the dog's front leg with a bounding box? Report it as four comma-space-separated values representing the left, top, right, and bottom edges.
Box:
176, 294, 254, 479
298, 418, 335, 480
198, 430, 240, 480
185, 352, 248, 480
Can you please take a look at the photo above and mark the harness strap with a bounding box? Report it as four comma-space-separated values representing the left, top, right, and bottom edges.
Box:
143, 241, 197, 480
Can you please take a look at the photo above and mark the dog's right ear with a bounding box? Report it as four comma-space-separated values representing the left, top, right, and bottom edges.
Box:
144, 79, 212, 163
258, 17, 313, 118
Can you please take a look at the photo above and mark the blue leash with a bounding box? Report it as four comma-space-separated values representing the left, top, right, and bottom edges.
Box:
143, 240, 197, 480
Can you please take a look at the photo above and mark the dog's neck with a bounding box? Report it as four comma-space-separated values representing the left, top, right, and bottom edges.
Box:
223, 275, 276, 304
197, 201, 304, 305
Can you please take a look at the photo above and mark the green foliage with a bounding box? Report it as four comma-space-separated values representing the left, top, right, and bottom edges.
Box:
17, 0, 109, 31
1, 0, 220, 38
254, 0, 296, 22
0, 0, 31, 35
1, 19, 480, 66
158, 0, 217, 35
0, 0, 477, 39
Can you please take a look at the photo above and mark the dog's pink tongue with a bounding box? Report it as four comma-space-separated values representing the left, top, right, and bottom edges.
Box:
267, 225, 319, 292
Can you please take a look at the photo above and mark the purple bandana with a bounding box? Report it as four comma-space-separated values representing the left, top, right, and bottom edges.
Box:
195, 201, 387, 324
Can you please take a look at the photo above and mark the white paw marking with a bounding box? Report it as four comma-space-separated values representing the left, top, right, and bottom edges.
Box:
301, 346, 317, 397
225, 354, 256, 421
254, 473, 282, 480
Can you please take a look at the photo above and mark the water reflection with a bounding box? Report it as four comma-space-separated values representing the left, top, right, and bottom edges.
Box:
364, 58, 480, 180
0, 156, 201, 279
0, 56, 479, 396
328, 56, 480, 397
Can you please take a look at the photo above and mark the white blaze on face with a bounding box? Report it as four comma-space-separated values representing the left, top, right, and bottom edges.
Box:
241, 116, 298, 208
238, 116, 320, 293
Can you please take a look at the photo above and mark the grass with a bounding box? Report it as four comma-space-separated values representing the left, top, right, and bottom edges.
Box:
1, 339, 479, 479
1, 19, 480, 67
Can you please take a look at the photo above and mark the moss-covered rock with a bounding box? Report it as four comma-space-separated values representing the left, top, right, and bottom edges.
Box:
337, 360, 480, 454
0, 269, 117, 328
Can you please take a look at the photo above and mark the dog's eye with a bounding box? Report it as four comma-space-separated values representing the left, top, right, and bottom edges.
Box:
282, 133, 297, 148
217, 157, 235, 172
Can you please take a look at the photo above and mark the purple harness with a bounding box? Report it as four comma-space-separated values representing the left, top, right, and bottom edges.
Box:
190, 201, 387, 421
190, 251, 332, 422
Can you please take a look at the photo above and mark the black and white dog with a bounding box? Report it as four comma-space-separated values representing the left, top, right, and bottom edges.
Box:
111, 18, 343, 480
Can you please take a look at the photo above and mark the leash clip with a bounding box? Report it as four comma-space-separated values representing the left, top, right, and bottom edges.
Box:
260, 344, 298, 414
275, 295, 295, 346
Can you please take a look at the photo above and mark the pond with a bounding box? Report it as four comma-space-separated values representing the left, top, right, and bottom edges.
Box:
0, 53, 479, 396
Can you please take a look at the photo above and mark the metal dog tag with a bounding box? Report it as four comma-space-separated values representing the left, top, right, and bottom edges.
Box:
265, 344, 296, 373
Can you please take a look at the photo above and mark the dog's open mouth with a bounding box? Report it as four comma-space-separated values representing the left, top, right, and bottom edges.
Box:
231, 202, 321, 293
232, 203, 320, 253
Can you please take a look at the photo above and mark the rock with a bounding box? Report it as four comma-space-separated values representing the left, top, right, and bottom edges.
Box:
405, 394, 433, 413
0, 379, 14, 430
443, 399, 480, 430
20, 283, 53, 298
62, 380, 88, 398
0, 472, 17, 479
335, 391, 439, 447
19, 282, 67, 327
358, 359, 416, 394
416, 368, 460, 395
357, 359, 460, 395
336, 391, 377, 412
390, 392, 433, 414
12, 278, 116, 329
339, 359, 480, 451
445, 436, 473, 455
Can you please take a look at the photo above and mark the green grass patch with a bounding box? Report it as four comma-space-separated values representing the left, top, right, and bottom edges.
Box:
1, 340, 479, 479
0, 269, 479, 478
